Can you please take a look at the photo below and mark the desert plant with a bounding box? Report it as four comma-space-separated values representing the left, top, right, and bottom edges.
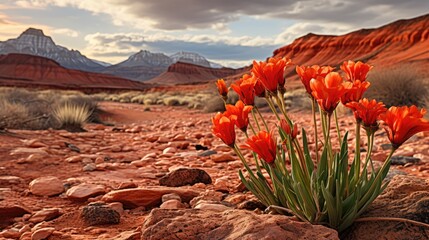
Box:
212, 59, 429, 232
365, 67, 428, 107
53, 101, 93, 132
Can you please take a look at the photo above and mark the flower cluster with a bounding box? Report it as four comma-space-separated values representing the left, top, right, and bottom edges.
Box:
211, 59, 429, 232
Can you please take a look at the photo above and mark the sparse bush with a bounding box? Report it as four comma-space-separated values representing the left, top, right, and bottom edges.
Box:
0, 99, 30, 129
365, 67, 428, 107
53, 101, 92, 132
0, 87, 100, 130
163, 96, 181, 106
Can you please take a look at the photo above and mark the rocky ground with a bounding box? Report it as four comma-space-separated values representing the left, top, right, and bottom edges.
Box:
0, 101, 428, 240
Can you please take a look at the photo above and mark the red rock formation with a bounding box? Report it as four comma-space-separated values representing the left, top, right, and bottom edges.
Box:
0, 53, 149, 92
273, 14, 429, 81
148, 61, 247, 85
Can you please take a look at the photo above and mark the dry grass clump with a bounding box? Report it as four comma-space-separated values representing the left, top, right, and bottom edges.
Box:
0, 87, 99, 131
53, 101, 92, 132
365, 67, 428, 108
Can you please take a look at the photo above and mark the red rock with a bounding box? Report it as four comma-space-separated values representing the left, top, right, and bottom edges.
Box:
211, 153, 235, 163
31, 227, 55, 240
66, 183, 106, 201
194, 202, 231, 212
101, 187, 200, 208
29, 208, 62, 223
29, 176, 64, 197
141, 209, 339, 239
0, 205, 31, 228
160, 199, 186, 209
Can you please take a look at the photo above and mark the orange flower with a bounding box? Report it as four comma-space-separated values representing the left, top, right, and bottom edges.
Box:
231, 74, 256, 105
254, 79, 266, 98
212, 112, 236, 147
225, 100, 253, 132
341, 80, 371, 104
243, 131, 277, 164
215, 79, 228, 98
341, 60, 372, 82
310, 72, 351, 114
346, 99, 386, 128
379, 105, 429, 148
252, 57, 292, 93
296, 65, 334, 96
280, 119, 298, 139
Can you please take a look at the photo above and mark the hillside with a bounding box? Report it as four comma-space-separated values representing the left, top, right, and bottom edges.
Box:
0, 53, 149, 92
273, 14, 429, 81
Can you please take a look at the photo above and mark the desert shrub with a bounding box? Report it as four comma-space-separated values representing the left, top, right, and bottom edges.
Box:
163, 96, 181, 106
53, 101, 92, 132
365, 67, 428, 107
131, 95, 145, 104
0, 99, 30, 129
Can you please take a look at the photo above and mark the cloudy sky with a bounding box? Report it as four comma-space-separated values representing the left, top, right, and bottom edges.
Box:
1, 0, 428, 67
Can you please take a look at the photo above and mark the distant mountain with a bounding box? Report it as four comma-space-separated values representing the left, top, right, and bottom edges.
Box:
170, 51, 211, 68
147, 61, 246, 85
102, 50, 173, 81
104, 50, 224, 81
0, 28, 105, 72
0, 53, 149, 91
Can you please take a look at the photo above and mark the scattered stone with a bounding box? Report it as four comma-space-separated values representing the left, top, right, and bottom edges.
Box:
29, 208, 62, 223
117, 182, 138, 190
141, 209, 339, 240
0, 205, 31, 228
0, 176, 23, 187
162, 147, 176, 154
0, 228, 21, 239
10, 148, 48, 155
194, 202, 231, 212
224, 193, 246, 205
112, 230, 140, 240
198, 150, 217, 157
31, 227, 55, 240
237, 200, 266, 211
29, 176, 64, 197
65, 155, 82, 163
107, 202, 124, 215
390, 155, 421, 165
159, 168, 212, 187
162, 193, 182, 203
160, 199, 186, 209
65, 142, 81, 152
213, 177, 229, 192
195, 144, 209, 151
81, 203, 120, 226
343, 175, 429, 239
101, 187, 200, 208
83, 163, 97, 172
66, 183, 106, 201
211, 153, 235, 162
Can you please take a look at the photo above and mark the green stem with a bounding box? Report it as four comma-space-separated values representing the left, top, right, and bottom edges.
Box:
334, 109, 342, 146
265, 96, 280, 120
251, 108, 261, 132
244, 131, 261, 173
311, 99, 319, 163
254, 106, 269, 132
362, 132, 375, 176
354, 122, 361, 182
